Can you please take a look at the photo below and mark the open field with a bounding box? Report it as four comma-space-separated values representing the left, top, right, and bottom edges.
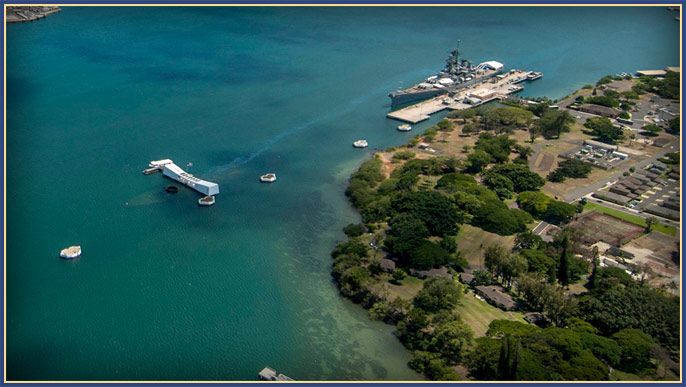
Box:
567, 210, 645, 246
457, 290, 526, 337
543, 164, 628, 199
456, 224, 516, 267
584, 202, 677, 236
383, 274, 424, 302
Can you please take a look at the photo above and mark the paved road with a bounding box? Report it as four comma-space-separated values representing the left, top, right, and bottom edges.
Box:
583, 193, 681, 229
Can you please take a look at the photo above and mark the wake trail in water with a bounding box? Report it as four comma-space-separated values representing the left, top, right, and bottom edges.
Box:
206, 83, 396, 179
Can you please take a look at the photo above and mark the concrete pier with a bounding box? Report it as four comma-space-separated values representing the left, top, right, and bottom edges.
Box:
387, 69, 537, 124
6, 6, 61, 23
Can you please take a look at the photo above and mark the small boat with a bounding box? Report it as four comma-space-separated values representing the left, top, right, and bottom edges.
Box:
353, 140, 369, 148
260, 173, 277, 183
142, 166, 161, 175
397, 124, 412, 132
527, 71, 543, 81
60, 246, 81, 259
198, 196, 215, 206
165, 185, 179, 193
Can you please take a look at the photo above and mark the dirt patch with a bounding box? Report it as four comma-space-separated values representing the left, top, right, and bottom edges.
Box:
535, 153, 554, 172
624, 232, 680, 271
567, 211, 645, 246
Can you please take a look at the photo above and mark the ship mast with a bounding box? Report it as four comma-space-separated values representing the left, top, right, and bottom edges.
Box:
445, 40, 461, 75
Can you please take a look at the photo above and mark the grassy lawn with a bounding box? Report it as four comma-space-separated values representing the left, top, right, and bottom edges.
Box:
584, 202, 677, 237
457, 224, 516, 267
384, 274, 425, 302
457, 290, 526, 337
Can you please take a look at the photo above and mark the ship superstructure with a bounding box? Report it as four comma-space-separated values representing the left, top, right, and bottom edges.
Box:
389, 41, 504, 106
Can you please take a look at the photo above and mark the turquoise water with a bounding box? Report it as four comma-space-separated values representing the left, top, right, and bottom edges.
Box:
5, 6, 679, 381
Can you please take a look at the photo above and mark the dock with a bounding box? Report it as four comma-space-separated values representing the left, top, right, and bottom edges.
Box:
148, 159, 220, 196
258, 366, 295, 381
387, 69, 538, 124
6, 6, 61, 23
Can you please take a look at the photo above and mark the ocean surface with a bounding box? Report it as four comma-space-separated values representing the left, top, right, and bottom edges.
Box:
5, 6, 679, 381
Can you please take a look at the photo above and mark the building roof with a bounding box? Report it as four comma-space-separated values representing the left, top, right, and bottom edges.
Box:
416, 266, 452, 279
593, 191, 632, 204
645, 205, 680, 220
665, 66, 680, 73
637, 69, 667, 76
475, 285, 517, 310
482, 61, 504, 71
578, 104, 620, 117
259, 367, 277, 381
379, 258, 396, 271
460, 273, 475, 284
584, 139, 618, 151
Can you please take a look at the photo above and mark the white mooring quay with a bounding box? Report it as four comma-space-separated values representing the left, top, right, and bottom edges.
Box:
148, 159, 220, 196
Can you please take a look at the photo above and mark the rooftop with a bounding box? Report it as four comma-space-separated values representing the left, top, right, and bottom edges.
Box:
636, 69, 667, 77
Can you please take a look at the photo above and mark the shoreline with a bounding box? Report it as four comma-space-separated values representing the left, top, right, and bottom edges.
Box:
330, 72, 680, 381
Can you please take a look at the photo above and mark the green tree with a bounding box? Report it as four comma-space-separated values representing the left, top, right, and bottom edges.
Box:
514, 231, 544, 250
587, 246, 600, 290
596, 75, 614, 85
410, 241, 451, 269
517, 190, 552, 218
578, 285, 680, 350
667, 116, 680, 135
484, 243, 507, 279
533, 110, 575, 139
413, 277, 462, 313
500, 253, 529, 289
467, 337, 501, 380
584, 117, 624, 144
542, 285, 577, 326
474, 133, 516, 163
342, 223, 366, 237
612, 329, 655, 372
526, 102, 550, 117
642, 124, 662, 137
586, 96, 619, 108
435, 173, 477, 189
486, 164, 545, 193
466, 149, 494, 173
392, 268, 407, 282
384, 213, 430, 261
430, 319, 474, 363
544, 201, 577, 224
547, 159, 593, 183
645, 216, 656, 232
498, 334, 521, 380
483, 172, 515, 192
392, 191, 462, 236
439, 235, 458, 254
520, 249, 556, 277
437, 118, 455, 132
473, 202, 529, 236
557, 236, 570, 286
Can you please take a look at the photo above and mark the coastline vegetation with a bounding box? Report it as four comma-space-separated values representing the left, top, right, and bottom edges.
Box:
330, 87, 680, 380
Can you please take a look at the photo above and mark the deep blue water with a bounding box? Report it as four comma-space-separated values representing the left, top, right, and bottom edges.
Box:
5, 6, 679, 381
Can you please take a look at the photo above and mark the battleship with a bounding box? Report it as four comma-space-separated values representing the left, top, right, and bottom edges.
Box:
389, 42, 505, 107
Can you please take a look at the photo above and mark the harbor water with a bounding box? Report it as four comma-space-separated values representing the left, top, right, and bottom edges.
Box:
5, 6, 679, 381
